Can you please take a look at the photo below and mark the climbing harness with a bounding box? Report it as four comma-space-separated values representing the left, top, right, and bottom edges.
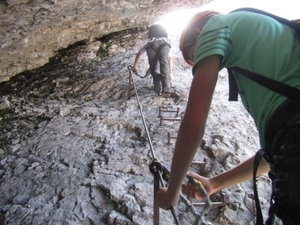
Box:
147, 40, 171, 54
127, 65, 213, 225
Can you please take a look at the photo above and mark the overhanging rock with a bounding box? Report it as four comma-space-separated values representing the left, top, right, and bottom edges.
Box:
0, 0, 211, 83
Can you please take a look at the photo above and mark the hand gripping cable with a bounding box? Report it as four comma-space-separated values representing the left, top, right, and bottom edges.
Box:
132, 68, 149, 78
149, 160, 213, 225
127, 66, 213, 225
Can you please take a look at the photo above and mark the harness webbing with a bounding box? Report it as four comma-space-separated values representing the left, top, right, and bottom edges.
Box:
253, 149, 269, 225
228, 67, 300, 105
147, 41, 171, 53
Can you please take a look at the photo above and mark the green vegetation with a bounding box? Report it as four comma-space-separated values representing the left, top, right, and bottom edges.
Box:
0, 108, 13, 120
97, 43, 111, 58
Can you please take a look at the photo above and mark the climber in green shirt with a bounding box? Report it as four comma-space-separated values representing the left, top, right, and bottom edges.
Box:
157, 9, 300, 225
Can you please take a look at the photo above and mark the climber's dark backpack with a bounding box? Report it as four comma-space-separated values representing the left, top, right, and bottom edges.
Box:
227, 8, 300, 225
147, 24, 170, 53
148, 24, 168, 38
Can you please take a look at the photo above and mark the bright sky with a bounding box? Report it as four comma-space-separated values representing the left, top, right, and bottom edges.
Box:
158, 0, 299, 34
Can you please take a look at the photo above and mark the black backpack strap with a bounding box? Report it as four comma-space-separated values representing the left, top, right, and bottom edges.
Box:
227, 68, 239, 101
253, 149, 270, 225
156, 41, 171, 52
230, 67, 300, 106
230, 7, 300, 38
147, 41, 170, 53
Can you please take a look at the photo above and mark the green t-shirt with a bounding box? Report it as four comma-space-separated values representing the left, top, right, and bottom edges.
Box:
193, 11, 300, 147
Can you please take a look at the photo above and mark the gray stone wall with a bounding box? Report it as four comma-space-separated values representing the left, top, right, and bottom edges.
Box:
0, 0, 209, 82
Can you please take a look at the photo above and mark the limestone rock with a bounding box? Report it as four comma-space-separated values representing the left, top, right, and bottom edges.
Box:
0, 0, 208, 82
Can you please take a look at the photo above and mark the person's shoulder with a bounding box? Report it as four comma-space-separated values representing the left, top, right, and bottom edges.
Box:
202, 14, 227, 29
224, 10, 278, 23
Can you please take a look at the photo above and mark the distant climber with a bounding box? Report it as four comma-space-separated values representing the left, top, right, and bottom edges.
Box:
132, 24, 172, 97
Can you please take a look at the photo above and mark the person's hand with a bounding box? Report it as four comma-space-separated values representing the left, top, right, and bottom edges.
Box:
181, 171, 214, 201
156, 187, 179, 210
132, 66, 137, 74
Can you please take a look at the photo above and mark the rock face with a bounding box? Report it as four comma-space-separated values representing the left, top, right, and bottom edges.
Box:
0, 1, 283, 224
0, 26, 280, 224
0, 0, 209, 83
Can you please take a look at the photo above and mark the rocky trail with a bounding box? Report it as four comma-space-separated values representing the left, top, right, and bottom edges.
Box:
0, 28, 277, 225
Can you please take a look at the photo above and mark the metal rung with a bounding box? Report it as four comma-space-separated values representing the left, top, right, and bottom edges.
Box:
191, 157, 208, 175
167, 132, 177, 145
158, 106, 180, 118
160, 116, 182, 126
193, 192, 227, 208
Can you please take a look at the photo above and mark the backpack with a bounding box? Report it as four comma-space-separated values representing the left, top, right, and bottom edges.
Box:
146, 24, 170, 53
227, 8, 300, 225
148, 24, 168, 38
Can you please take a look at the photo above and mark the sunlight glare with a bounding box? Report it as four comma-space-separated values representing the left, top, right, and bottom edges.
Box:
157, 0, 299, 35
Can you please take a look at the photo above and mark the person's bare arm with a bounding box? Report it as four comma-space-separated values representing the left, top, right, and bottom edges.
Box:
211, 154, 269, 192
157, 55, 221, 208
158, 53, 270, 204
132, 52, 142, 71
182, 156, 270, 200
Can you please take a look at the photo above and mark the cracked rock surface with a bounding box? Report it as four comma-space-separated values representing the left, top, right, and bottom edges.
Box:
0, 28, 280, 224
0, 0, 209, 82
